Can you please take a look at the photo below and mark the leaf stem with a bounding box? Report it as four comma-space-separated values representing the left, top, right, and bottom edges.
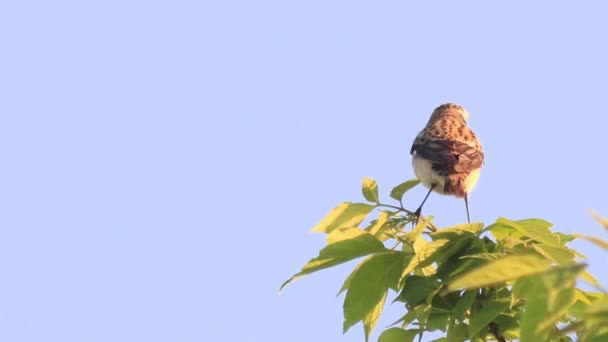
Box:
377, 203, 438, 232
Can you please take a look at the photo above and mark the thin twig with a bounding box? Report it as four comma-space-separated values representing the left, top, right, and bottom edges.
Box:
489, 321, 507, 342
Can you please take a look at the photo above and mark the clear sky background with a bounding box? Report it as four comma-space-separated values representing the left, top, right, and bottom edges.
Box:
1, 1, 607, 342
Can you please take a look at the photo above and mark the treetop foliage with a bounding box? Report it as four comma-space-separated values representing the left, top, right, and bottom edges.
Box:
281, 178, 608, 342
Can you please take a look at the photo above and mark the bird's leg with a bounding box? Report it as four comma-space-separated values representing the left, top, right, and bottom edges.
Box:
464, 194, 471, 223
414, 184, 436, 224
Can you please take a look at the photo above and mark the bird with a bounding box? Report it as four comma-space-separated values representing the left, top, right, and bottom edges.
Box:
410, 103, 484, 223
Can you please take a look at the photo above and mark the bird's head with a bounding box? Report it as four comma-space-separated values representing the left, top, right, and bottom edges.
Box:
427, 103, 469, 125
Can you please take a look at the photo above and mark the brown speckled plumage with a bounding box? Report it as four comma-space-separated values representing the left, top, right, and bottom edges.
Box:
410, 103, 484, 221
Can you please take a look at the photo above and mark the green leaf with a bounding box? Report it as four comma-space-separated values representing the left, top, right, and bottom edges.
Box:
431, 223, 484, 240
496, 217, 560, 246
338, 255, 370, 295
556, 232, 577, 244
362, 177, 380, 203
388, 303, 431, 328
515, 264, 586, 341
518, 276, 549, 342
445, 254, 551, 292
399, 239, 450, 285
377, 328, 417, 342
395, 275, 440, 306
343, 252, 407, 333
460, 253, 506, 261
363, 291, 387, 342
311, 202, 376, 233
589, 334, 608, 342
469, 300, 510, 337
280, 232, 387, 291
493, 315, 520, 341
447, 323, 469, 342
453, 290, 476, 322
427, 312, 450, 332
390, 179, 420, 201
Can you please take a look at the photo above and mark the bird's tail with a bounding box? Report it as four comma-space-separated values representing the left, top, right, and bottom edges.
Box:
444, 173, 468, 198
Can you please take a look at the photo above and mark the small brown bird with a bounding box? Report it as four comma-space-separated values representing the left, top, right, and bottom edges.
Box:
410, 103, 484, 223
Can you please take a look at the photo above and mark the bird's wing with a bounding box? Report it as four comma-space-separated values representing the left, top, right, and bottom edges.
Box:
411, 136, 484, 174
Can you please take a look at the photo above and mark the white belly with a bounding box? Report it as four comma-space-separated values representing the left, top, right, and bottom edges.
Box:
411, 156, 481, 196
412, 156, 446, 194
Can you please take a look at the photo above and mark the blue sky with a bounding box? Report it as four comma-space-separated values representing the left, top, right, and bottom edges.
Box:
1, 1, 607, 341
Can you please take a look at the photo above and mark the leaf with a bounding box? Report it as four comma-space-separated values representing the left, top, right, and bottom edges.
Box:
584, 296, 608, 317
342, 252, 407, 333
460, 253, 506, 261
445, 254, 551, 292
427, 312, 450, 332
589, 209, 608, 230
447, 323, 469, 342
493, 315, 520, 341
338, 255, 370, 296
399, 239, 450, 285
394, 276, 440, 306
363, 291, 387, 342
403, 219, 428, 244
515, 264, 586, 341
496, 217, 560, 246
575, 234, 608, 250
469, 300, 510, 337
326, 227, 367, 244
377, 328, 417, 342
280, 232, 387, 291
362, 177, 380, 203
453, 290, 476, 322
390, 179, 420, 201
520, 294, 549, 342
366, 211, 390, 236
311, 202, 376, 233
431, 223, 484, 240
556, 232, 577, 244
530, 244, 576, 265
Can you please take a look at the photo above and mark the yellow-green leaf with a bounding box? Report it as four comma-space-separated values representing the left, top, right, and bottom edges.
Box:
497, 217, 560, 246
431, 222, 484, 240
378, 328, 417, 342
445, 254, 551, 292
530, 244, 576, 265
399, 239, 450, 285
367, 211, 391, 236
363, 291, 387, 342
343, 252, 406, 333
311, 202, 376, 233
362, 177, 380, 203
460, 253, 506, 261
280, 232, 387, 291
326, 227, 366, 244
390, 179, 420, 201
